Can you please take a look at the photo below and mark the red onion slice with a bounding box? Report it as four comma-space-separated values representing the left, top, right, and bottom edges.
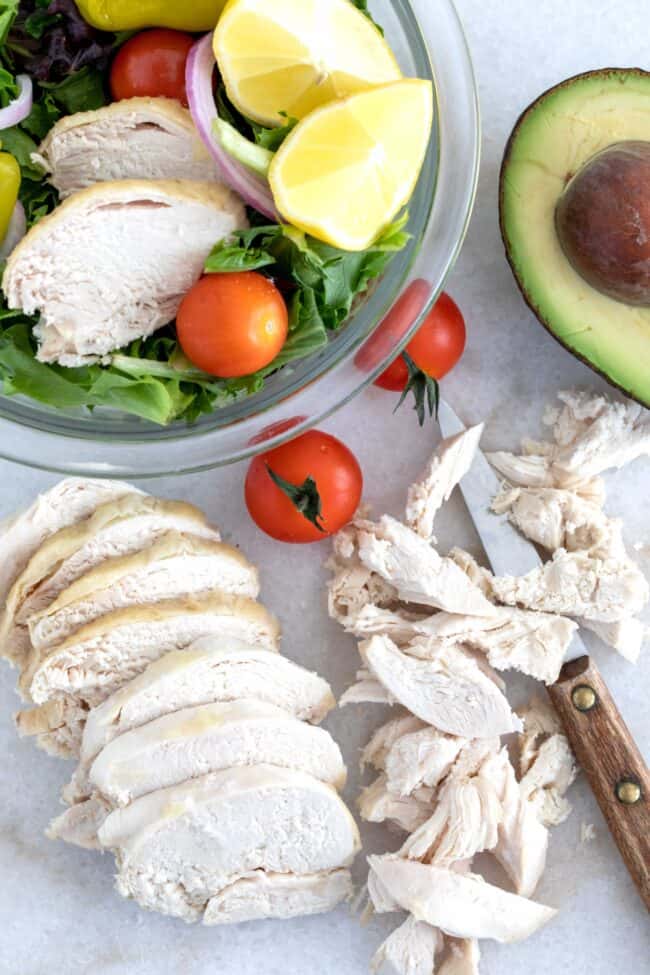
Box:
0, 75, 33, 131
186, 34, 279, 220
0, 201, 26, 261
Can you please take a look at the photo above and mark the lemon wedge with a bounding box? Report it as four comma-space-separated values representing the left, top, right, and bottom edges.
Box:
268, 80, 434, 251
213, 0, 402, 127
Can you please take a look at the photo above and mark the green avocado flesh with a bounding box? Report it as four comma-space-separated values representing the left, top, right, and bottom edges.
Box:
500, 68, 650, 406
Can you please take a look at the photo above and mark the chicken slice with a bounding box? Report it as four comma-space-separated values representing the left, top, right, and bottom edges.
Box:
399, 742, 505, 865
492, 486, 614, 553
361, 635, 522, 738
0, 478, 141, 623
203, 869, 353, 925
491, 548, 649, 623
550, 392, 650, 486
383, 726, 465, 798
97, 765, 360, 923
51, 699, 346, 847
80, 637, 334, 770
368, 856, 556, 943
371, 915, 442, 975
356, 516, 497, 617
17, 598, 281, 755
437, 939, 480, 975
358, 774, 433, 833
448, 548, 495, 597
493, 698, 576, 895
36, 97, 220, 197
492, 757, 550, 898
88, 698, 345, 802
485, 451, 556, 488
361, 714, 427, 772
3, 180, 246, 365
405, 425, 484, 541
1, 494, 219, 672
27, 532, 258, 653
380, 608, 576, 685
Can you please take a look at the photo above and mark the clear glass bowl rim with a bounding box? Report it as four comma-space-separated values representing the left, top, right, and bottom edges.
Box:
0, 0, 480, 477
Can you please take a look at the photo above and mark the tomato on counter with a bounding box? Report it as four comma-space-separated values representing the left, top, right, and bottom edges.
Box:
177, 271, 289, 378
110, 29, 195, 105
245, 430, 363, 543
375, 291, 467, 391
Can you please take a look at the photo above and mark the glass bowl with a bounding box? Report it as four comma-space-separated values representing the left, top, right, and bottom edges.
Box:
0, 0, 480, 477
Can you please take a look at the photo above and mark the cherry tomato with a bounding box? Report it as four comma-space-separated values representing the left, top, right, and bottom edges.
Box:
375, 291, 466, 391
245, 431, 363, 544
177, 272, 289, 378
110, 29, 195, 106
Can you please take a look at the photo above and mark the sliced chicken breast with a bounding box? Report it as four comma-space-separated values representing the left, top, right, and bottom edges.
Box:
491, 548, 649, 623
405, 425, 484, 541
97, 765, 361, 923
203, 869, 353, 926
358, 775, 433, 833
3, 180, 246, 365
0, 477, 140, 624
3, 494, 220, 673
89, 698, 346, 804
36, 97, 221, 197
25, 594, 280, 706
360, 635, 522, 738
27, 532, 259, 653
356, 516, 497, 617
368, 856, 556, 943
383, 726, 465, 798
81, 637, 335, 768
361, 714, 427, 772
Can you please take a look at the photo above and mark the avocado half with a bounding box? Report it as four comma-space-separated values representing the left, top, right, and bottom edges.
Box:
500, 68, 650, 407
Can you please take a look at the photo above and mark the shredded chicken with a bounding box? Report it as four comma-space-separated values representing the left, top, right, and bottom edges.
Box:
372, 915, 442, 975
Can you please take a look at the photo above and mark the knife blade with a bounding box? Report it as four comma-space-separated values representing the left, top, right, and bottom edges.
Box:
438, 399, 650, 910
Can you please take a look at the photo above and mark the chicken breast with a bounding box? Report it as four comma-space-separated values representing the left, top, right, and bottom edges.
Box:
361, 714, 428, 772
357, 516, 497, 617
360, 635, 522, 738
36, 97, 220, 197
3, 180, 246, 365
358, 775, 433, 833
2, 494, 220, 673
17, 599, 281, 755
203, 870, 353, 926
27, 532, 259, 653
346, 605, 576, 685
372, 915, 441, 975
97, 765, 361, 923
400, 742, 505, 865
368, 856, 556, 943
405, 425, 484, 541
383, 726, 464, 798
492, 485, 613, 554
491, 548, 649, 623
80, 637, 335, 768
0, 477, 140, 621
580, 618, 646, 664
89, 698, 346, 804
51, 699, 347, 848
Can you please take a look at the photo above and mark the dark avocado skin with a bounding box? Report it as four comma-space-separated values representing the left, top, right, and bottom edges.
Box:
499, 68, 650, 407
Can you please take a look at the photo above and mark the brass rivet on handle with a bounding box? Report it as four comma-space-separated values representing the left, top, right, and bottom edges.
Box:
572, 684, 597, 712
616, 778, 642, 806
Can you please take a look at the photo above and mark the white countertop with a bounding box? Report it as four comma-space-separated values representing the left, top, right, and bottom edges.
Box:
1, 1, 649, 972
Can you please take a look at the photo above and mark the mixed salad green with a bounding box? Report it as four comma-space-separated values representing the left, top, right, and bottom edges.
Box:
0, 1, 409, 425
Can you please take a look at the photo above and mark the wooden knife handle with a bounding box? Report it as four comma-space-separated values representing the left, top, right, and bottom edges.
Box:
547, 655, 650, 912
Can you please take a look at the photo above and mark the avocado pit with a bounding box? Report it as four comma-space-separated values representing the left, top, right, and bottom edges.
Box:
555, 141, 650, 306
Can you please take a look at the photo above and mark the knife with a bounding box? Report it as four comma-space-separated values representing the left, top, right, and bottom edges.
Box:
438, 400, 650, 911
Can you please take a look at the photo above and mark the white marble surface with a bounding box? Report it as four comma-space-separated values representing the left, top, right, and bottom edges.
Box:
2, 1, 650, 972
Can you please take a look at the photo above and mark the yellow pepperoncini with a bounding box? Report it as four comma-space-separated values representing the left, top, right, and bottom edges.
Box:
75, 0, 228, 32
0, 149, 21, 246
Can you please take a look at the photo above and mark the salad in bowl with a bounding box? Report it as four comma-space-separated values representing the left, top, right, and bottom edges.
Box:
0, 0, 434, 426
